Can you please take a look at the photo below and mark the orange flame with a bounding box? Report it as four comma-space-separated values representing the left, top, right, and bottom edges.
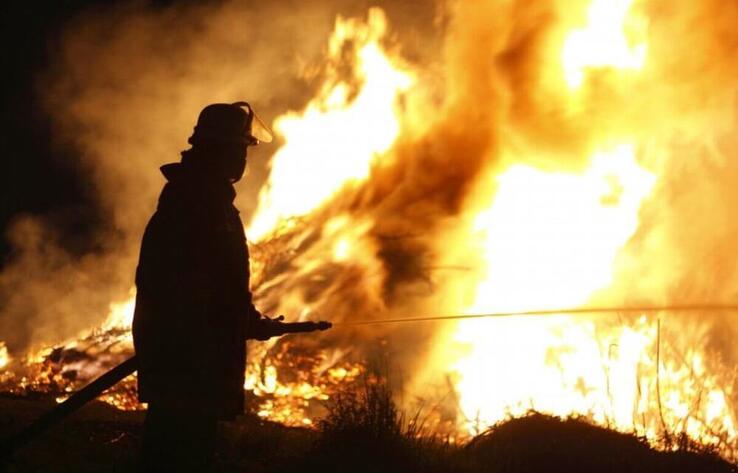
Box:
247, 8, 413, 241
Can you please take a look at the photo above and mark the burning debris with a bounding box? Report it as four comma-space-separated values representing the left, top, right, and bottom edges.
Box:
0, 305, 361, 428
3, 0, 738, 465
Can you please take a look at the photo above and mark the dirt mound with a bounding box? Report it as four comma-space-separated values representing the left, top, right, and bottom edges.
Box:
466, 413, 735, 473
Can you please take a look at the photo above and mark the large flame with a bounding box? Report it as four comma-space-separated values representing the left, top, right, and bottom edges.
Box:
238, 0, 736, 454
435, 0, 738, 451
449, 146, 657, 433
465, 145, 655, 312
247, 9, 413, 241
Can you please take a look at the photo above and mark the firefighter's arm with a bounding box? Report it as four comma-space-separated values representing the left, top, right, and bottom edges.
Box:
242, 287, 330, 340
249, 314, 285, 341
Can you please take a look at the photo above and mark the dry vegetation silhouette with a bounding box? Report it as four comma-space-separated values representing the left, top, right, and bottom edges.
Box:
2, 374, 736, 472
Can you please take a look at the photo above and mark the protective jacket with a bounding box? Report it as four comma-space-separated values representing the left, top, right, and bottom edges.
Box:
132, 161, 260, 420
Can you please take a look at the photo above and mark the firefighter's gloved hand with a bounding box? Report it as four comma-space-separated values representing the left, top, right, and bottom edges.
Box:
250, 315, 286, 341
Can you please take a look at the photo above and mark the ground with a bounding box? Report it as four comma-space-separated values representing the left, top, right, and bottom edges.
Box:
0, 392, 736, 473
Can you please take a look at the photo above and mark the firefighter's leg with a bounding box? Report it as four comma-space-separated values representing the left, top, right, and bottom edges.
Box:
139, 402, 218, 473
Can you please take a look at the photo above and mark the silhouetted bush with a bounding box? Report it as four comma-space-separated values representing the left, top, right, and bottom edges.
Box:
279, 378, 454, 473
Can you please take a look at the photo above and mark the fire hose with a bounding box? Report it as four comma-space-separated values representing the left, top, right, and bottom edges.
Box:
3, 303, 738, 459
332, 303, 738, 325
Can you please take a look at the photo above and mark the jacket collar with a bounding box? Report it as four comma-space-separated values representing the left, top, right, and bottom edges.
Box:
159, 162, 237, 205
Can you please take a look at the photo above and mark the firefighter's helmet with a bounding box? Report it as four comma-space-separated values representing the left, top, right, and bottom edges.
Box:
188, 102, 273, 147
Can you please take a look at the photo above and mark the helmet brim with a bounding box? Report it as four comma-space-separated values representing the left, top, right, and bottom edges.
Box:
250, 110, 273, 143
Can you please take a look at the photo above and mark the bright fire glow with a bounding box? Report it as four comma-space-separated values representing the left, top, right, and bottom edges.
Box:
467, 145, 655, 312
247, 8, 413, 241
441, 0, 735, 452
101, 290, 136, 331
562, 0, 647, 88
0, 342, 9, 370
452, 145, 657, 431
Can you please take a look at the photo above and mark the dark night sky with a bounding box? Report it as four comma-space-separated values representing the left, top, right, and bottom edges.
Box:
0, 0, 188, 264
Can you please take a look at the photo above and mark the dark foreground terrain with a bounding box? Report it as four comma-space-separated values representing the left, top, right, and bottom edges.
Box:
1, 388, 736, 473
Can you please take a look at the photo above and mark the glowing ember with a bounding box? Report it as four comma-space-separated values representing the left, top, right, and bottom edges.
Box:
244, 342, 363, 426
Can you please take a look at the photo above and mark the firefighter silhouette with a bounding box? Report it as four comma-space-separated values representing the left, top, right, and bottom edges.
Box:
133, 102, 276, 472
